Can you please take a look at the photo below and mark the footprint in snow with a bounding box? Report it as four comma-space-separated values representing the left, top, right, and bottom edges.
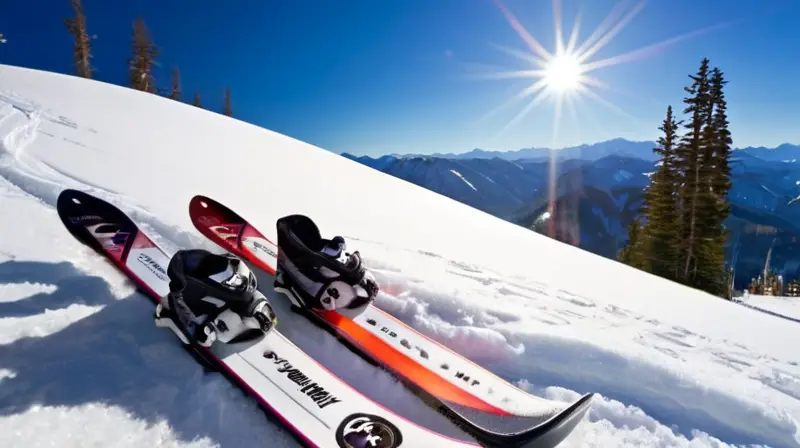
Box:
484, 309, 522, 324
650, 330, 696, 348
711, 350, 754, 370
757, 369, 800, 400
529, 310, 571, 326
554, 290, 596, 308
447, 260, 483, 273
447, 270, 496, 286
554, 308, 587, 320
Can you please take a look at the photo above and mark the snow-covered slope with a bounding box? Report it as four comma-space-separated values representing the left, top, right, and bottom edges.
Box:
737, 294, 800, 323
1, 65, 799, 447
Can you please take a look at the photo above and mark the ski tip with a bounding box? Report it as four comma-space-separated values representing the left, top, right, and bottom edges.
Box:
188, 194, 248, 228
189, 194, 225, 210
189, 194, 234, 217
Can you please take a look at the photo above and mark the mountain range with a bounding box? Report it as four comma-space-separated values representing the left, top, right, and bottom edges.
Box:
342, 139, 800, 290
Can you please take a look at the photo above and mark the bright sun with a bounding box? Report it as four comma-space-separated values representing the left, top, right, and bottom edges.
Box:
543, 53, 583, 93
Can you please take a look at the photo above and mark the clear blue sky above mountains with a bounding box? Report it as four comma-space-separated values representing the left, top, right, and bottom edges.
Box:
2, 0, 798, 157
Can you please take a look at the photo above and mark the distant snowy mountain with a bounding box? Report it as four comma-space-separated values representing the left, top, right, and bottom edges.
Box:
397, 138, 662, 162
346, 145, 800, 289
738, 143, 800, 162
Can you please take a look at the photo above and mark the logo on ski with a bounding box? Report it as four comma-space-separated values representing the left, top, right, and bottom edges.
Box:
247, 238, 277, 258
69, 214, 103, 224
137, 252, 168, 281
263, 351, 342, 409
208, 223, 243, 244
87, 223, 129, 253
335, 413, 403, 448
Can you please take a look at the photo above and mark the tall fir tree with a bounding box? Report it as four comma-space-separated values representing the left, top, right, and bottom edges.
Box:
642, 105, 681, 280
128, 17, 158, 93
193, 92, 202, 108
709, 67, 732, 225
699, 67, 733, 296
618, 218, 645, 268
223, 87, 232, 116
64, 0, 93, 79
675, 57, 712, 283
169, 66, 182, 101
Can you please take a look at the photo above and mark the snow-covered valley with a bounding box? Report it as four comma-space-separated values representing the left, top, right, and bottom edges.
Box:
0, 65, 798, 447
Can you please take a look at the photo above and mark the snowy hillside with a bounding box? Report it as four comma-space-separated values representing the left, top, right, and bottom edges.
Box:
737, 294, 800, 323
1, 64, 799, 447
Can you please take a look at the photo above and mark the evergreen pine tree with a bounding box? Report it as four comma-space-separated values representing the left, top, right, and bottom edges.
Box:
641, 105, 681, 280
223, 87, 232, 116
193, 92, 202, 108
709, 67, 732, 225
674, 57, 712, 283
64, 0, 93, 79
128, 17, 158, 93
699, 67, 733, 296
169, 66, 181, 101
618, 218, 645, 268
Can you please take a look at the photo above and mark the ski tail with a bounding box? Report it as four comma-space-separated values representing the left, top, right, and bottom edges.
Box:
443, 392, 594, 447
187, 193, 595, 448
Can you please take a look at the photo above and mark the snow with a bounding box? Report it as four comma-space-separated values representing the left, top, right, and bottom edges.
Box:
0, 64, 798, 447
737, 294, 800, 323
449, 169, 478, 191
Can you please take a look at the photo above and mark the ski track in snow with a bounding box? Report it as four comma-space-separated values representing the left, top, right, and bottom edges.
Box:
0, 76, 798, 447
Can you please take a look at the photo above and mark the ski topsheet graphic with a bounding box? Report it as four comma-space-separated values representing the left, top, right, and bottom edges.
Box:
188, 194, 595, 448
56, 188, 498, 448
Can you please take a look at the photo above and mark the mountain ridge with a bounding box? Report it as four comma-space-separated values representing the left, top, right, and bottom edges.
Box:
341, 138, 800, 164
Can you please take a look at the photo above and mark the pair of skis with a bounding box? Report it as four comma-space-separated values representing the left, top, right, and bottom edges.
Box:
56, 188, 593, 448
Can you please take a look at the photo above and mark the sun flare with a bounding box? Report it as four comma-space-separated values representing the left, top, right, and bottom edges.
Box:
543, 53, 584, 93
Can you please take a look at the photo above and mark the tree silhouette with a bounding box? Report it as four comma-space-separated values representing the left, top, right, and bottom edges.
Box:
169, 66, 182, 101
223, 87, 232, 116
63, 0, 93, 78
128, 17, 158, 93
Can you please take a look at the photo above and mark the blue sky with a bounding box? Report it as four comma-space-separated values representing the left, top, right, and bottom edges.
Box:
2, 0, 799, 157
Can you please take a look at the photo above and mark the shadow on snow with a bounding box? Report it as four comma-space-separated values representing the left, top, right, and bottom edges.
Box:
0, 259, 293, 447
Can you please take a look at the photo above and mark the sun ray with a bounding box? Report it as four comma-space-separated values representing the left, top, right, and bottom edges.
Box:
492, 0, 553, 61
494, 84, 552, 138
565, 8, 583, 55
573, 0, 633, 57
467, 68, 545, 81
581, 20, 736, 73
576, 0, 647, 64
491, 44, 547, 68
564, 92, 581, 142
476, 78, 549, 124
577, 85, 642, 124
553, 0, 564, 55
